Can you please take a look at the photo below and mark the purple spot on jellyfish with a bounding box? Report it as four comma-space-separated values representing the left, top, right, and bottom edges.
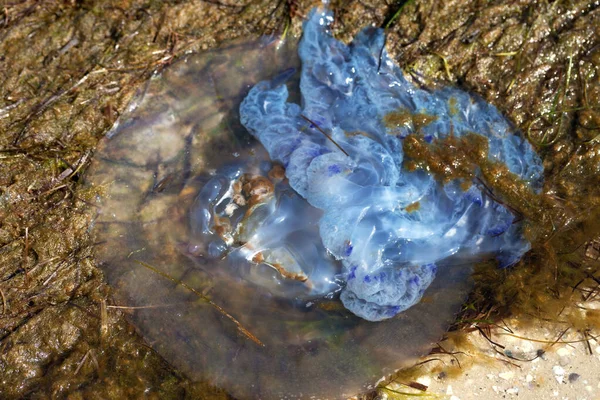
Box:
386, 306, 401, 316
344, 242, 354, 256
328, 164, 342, 176
347, 265, 357, 280
408, 276, 420, 288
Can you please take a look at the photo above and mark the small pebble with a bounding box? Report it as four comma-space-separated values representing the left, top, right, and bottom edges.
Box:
537, 349, 547, 360
506, 387, 519, 395
499, 371, 514, 380
559, 356, 570, 366
553, 365, 565, 383
416, 376, 431, 386
556, 347, 570, 357
521, 341, 534, 351
568, 373, 580, 383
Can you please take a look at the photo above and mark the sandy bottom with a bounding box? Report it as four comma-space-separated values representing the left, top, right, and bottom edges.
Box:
378, 301, 600, 400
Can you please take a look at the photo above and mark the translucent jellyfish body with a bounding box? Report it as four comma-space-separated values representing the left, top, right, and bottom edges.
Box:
85, 7, 538, 400
240, 8, 543, 321
187, 155, 343, 298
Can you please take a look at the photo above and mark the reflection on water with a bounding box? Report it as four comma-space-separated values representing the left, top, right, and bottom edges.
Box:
86, 36, 472, 399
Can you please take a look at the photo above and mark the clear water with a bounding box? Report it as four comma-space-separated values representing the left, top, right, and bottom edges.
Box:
86, 25, 474, 400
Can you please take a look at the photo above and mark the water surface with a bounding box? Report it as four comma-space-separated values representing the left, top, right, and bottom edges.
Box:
86, 35, 473, 399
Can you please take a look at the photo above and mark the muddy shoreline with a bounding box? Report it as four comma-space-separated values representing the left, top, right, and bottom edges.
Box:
1, 1, 599, 398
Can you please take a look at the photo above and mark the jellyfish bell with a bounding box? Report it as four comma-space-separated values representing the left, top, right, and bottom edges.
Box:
83, 6, 541, 400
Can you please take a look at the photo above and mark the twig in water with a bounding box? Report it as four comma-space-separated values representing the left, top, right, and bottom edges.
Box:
135, 260, 264, 347
74, 350, 91, 375
583, 330, 593, 355
19, 227, 31, 289
100, 299, 108, 344
300, 114, 349, 156
0, 288, 6, 315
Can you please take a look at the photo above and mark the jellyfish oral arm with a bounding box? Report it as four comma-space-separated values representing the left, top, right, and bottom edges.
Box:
238, 7, 543, 321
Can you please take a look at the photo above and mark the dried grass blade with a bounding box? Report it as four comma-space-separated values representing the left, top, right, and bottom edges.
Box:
134, 260, 264, 347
